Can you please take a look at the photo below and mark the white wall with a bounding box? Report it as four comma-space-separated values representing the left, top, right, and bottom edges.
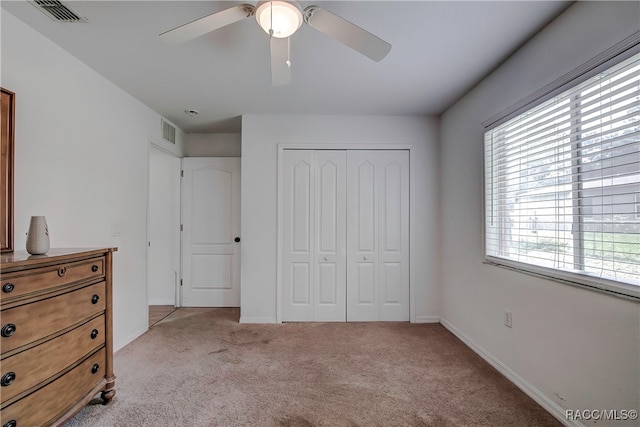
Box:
1, 11, 185, 351
241, 114, 440, 323
186, 133, 241, 157
440, 2, 639, 424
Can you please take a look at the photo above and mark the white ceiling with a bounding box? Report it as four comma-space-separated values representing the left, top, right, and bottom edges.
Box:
2, 1, 572, 133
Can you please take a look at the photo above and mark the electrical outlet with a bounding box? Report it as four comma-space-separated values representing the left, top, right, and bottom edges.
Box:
504, 310, 512, 328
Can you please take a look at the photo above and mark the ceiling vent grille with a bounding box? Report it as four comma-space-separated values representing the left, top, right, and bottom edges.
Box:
162, 119, 176, 144
30, 1, 87, 23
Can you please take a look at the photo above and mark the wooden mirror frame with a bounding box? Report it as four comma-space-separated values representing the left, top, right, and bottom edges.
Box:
1, 88, 15, 253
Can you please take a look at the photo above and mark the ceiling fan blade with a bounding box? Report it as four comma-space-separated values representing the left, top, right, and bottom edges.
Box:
160, 4, 256, 45
270, 37, 292, 86
303, 6, 391, 62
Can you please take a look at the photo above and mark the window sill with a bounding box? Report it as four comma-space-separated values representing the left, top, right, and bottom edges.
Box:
484, 257, 640, 302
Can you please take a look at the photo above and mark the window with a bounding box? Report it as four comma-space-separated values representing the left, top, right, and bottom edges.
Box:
484, 53, 639, 297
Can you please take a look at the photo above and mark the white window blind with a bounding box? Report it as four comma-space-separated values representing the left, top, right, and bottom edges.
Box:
484, 53, 640, 297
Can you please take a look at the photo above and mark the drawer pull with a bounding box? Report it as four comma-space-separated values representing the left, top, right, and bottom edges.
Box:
92, 265, 99, 272
1, 324, 16, 338
3, 420, 16, 427
57, 267, 67, 277
91, 363, 100, 374
2, 283, 14, 293
91, 294, 100, 304
91, 329, 99, 339
1, 372, 16, 387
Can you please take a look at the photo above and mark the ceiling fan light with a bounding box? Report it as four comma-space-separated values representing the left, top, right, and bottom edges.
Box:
256, 1, 302, 38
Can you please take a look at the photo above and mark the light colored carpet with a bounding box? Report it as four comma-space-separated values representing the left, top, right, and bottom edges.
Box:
64, 308, 560, 427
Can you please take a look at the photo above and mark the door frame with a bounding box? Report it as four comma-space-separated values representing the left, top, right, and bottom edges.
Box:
276, 143, 416, 323
146, 142, 182, 315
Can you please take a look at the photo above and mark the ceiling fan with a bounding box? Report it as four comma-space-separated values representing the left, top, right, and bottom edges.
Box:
159, 1, 392, 86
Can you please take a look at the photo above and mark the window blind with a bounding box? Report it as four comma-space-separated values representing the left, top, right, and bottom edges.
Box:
485, 53, 640, 294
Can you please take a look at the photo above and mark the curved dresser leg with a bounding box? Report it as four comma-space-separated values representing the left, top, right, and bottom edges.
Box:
101, 378, 116, 404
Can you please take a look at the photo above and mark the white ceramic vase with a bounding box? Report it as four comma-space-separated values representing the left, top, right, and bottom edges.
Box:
26, 216, 50, 255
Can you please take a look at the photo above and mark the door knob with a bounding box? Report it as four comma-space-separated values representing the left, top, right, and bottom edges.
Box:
323, 257, 328, 261
363, 256, 367, 261
234, 237, 240, 243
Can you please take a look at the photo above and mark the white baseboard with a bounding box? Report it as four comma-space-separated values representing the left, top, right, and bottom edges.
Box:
415, 315, 440, 323
148, 299, 175, 306
239, 316, 277, 324
113, 325, 148, 353
439, 318, 582, 427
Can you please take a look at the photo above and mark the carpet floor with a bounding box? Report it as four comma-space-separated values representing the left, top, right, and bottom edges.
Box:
64, 308, 561, 427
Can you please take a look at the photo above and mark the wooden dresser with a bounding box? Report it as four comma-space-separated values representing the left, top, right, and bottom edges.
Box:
0, 248, 117, 427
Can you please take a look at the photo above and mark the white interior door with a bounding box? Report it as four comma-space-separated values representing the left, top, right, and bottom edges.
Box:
282, 150, 346, 321
182, 158, 241, 307
147, 146, 181, 306
347, 150, 409, 321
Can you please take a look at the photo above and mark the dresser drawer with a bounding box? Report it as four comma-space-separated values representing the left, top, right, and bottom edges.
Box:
0, 315, 105, 404
0, 282, 106, 354
0, 256, 105, 301
0, 348, 106, 427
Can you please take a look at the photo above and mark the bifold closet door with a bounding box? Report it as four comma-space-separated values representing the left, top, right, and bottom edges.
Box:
282, 150, 347, 321
347, 150, 409, 321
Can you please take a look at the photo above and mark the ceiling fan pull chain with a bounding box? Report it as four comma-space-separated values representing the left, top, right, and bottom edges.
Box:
269, 0, 274, 36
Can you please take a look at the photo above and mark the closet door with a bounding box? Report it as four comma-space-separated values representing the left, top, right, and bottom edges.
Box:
314, 151, 347, 321
282, 150, 346, 321
347, 150, 409, 321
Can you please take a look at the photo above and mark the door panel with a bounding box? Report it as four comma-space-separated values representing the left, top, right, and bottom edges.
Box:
347, 150, 409, 321
182, 158, 240, 307
381, 262, 402, 303
282, 150, 346, 321
192, 167, 231, 244
377, 152, 409, 321
292, 161, 311, 253
192, 254, 231, 289
383, 162, 402, 252
347, 154, 378, 321
357, 161, 376, 252
283, 151, 314, 321
318, 161, 338, 253
292, 263, 311, 304
318, 263, 337, 304
356, 261, 376, 304
314, 151, 346, 321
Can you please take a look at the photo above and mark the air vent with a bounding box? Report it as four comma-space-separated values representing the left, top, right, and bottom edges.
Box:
30, 1, 87, 23
162, 119, 176, 144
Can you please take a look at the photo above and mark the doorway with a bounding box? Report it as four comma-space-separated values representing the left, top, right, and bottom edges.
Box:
147, 145, 181, 310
